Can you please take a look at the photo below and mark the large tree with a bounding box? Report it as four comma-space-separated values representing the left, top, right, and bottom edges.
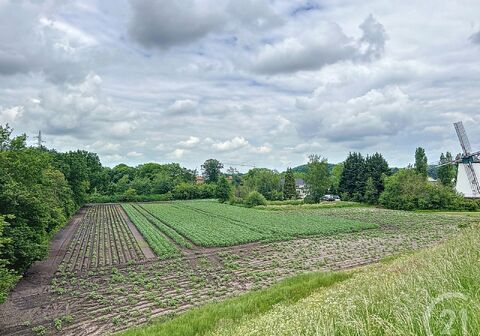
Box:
283, 168, 297, 199
414, 147, 428, 178
216, 176, 232, 203
365, 152, 390, 203
438, 152, 456, 187
339, 152, 366, 201
304, 155, 330, 203
201, 159, 224, 183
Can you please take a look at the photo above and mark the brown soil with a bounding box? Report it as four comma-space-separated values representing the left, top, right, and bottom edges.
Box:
117, 205, 155, 259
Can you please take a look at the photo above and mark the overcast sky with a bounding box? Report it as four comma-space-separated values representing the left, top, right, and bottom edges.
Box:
1, 0, 480, 172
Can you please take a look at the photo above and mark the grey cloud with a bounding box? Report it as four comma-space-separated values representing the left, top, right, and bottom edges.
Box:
128, 0, 284, 49
252, 15, 386, 74
0, 1, 93, 82
128, 0, 225, 49
470, 30, 480, 44
358, 14, 387, 60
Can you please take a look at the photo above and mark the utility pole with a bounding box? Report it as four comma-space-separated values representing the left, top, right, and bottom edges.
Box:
34, 130, 45, 148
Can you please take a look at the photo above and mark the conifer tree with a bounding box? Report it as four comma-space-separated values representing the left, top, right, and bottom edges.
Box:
283, 168, 297, 199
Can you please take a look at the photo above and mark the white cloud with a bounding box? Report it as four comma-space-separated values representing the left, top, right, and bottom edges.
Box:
167, 99, 198, 114
297, 86, 412, 142
251, 143, 272, 153
110, 121, 137, 136
170, 148, 185, 159
212, 136, 249, 151
178, 136, 200, 148
252, 15, 386, 74
0, 105, 24, 123
127, 151, 143, 157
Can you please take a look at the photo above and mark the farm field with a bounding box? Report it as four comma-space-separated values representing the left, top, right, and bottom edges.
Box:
136, 201, 378, 247
0, 202, 473, 336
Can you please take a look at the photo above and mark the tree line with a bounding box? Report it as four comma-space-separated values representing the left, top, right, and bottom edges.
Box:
0, 125, 106, 302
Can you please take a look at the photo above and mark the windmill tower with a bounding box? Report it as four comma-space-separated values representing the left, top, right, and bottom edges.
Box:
439, 121, 480, 198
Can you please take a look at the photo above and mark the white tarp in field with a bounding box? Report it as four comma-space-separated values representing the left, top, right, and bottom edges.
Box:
455, 163, 480, 198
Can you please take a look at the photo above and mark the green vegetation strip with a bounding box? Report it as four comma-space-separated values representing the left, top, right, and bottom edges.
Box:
208, 225, 480, 336
183, 201, 377, 238
121, 204, 180, 258
140, 203, 266, 247
136, 201, 377, 247
118, 271, 351, 336
131, 204, 193, 248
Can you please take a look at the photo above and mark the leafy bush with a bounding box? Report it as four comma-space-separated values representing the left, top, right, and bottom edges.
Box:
245, 191, 267, 207
379, 169, 474, 211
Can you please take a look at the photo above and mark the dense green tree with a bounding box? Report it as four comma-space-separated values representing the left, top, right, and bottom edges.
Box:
201, 159, 224, 183
414, 147, 428, 178
304, 155, 330, 203
365, 153, 390, 203
216, 176, 232, 203
52, 150, 103, 205
244, 168, 282, 200
130, 177, 151, 195
283, 168, 297, 199
339, 152, 366, 201
364, 177, 377, 204
438, 152, 456, 187
226, 167, 242, 186
0, 215, 19, 304
330, 163, 344, 195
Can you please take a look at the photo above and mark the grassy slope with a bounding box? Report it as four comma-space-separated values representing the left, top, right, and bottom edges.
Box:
210, 225, 480, 336
118, 272, 351, 336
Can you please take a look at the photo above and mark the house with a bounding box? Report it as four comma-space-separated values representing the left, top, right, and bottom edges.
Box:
281, 177, 308, 199
195, 176, 205, 184
295, 178, 308, 199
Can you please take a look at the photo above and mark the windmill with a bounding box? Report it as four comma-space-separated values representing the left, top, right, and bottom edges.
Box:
438, 121, 480, 198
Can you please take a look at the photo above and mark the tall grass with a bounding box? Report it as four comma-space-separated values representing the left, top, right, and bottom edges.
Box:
210, 225, 480, 335
119, 272, 350, 336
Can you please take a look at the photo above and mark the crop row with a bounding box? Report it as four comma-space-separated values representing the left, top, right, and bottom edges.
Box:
131, 204, 193, 248
140, 203, 267, 247
61, 204, 145, 273
137, 201, 377, 247
122, 204, 180, 258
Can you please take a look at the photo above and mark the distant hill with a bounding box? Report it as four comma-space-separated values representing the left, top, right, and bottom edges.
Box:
291, 164, 336, 174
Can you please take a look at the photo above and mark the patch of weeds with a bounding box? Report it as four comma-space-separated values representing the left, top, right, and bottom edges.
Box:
31, 325, 47, 336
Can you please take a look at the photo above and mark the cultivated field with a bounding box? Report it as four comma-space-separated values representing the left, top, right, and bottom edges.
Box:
0, 201, 472, 335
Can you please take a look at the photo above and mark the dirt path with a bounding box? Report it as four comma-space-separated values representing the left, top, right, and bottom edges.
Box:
0, 207, 86, 333
117, 204, 155, 259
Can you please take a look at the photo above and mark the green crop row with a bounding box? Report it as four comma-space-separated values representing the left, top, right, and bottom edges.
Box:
140, 203, 267, 247
122, 204, 180, 258
131, 204, 193, 249
137, 201, 376, 247
180, 201, 377, 237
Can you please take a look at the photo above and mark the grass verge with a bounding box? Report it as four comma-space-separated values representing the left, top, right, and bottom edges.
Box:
255, 201, 365, 211
118, 271, 351, 336
209, 225, 480, 336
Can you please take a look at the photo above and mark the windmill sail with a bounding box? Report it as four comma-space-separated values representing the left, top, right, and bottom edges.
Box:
464, 163, 480, 197
454, 121, 472, 155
